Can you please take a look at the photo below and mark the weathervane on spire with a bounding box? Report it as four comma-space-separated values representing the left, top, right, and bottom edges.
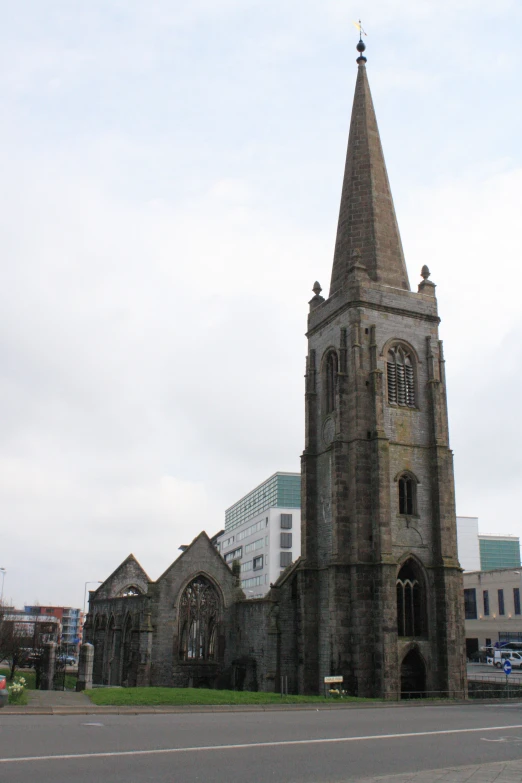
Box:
353, 19, 367, 64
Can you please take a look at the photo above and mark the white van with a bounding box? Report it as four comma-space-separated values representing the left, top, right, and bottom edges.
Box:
486, 650, 522, 668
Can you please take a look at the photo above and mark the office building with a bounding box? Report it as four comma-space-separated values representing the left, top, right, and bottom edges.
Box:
218, 472, 301, 597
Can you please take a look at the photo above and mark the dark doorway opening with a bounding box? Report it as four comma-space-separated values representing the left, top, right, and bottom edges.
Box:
401, 648, 426, 699
466, 638, 479, 660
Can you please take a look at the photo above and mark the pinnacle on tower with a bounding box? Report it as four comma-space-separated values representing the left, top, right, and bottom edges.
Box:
329, 38, 410, 296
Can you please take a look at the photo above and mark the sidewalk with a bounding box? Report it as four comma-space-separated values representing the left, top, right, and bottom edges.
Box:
2, 691, 521, 716
358, 760, 522, 782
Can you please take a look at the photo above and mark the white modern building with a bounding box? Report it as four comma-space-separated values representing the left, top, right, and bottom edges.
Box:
217, 472, 301, 598
456, 516, 481, 572
456, 517, 520, 573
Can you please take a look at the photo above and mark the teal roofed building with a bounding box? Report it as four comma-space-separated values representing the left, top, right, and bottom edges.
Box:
224, 472, 301, 532
479, 536, 521, 571
218, 472, 301, 597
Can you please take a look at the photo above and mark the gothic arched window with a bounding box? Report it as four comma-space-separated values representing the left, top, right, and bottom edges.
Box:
178, 576, 220, 661
398, 474, 417, 515
119, 585, 142, 598
325, 351, 338, 413
387, 344, 415, 407
396, 560, 426, 637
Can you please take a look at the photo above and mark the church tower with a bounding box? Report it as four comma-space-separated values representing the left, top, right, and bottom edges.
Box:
298, 39, 466, 698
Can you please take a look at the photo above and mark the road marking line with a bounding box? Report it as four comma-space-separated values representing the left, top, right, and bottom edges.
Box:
3, 724, 522, 764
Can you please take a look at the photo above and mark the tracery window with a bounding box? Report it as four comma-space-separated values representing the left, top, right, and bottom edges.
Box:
119, 585, 141, 598
387, 345, 415, 407
396, 560, 425, 637
398, 474, 416, 515
178, 576, 220, 661
325, 351, 338, 413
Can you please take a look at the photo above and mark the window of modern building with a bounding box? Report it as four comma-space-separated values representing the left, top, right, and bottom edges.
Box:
240, 561, 253, 573
464, 588, 478, 620
485, 638, 492, 648
387, 344, 415, 407
224, 547, 242, 563
280, 552, 292, 568
241, 576, 264, 589
396, 560, 425, 637
280, 532, 292, 549
253, 556, 263, 571
514, 588, 521, 616
325, 351, 338, 413
281, 514, 293, 529
245, 538, 263, 554
483, 590, 490, 616
237, 520, 265, 542
498, 589, 505, 616
398, 475, 416, 515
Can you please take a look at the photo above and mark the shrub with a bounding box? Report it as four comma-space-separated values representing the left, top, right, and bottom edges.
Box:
8, 676, 27, 704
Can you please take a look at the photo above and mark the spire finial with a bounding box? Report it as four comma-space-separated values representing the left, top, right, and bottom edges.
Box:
354, 19, 367, 64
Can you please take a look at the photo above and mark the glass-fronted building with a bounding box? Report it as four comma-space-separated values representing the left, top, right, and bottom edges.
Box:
219, 472, 301, 597
225, 472, 301, 532
479, 536, 521, 571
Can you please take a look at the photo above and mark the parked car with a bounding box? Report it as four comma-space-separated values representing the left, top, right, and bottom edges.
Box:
0, 675, 7, 708
19, 649, 40, 668
57, 654, 77, 666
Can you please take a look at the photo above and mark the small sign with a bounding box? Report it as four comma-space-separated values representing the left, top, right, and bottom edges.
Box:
504, 660, 512, 676
324, 675, 343, 683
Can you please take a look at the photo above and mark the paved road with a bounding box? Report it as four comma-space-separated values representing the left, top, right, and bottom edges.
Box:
3, 702, 522, 782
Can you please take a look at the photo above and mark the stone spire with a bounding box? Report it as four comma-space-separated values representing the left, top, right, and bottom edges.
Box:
329, 40, 410, 296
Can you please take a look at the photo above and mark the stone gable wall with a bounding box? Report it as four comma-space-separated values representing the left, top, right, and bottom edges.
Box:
93, 558, 149, 602
150, 534, 241, 687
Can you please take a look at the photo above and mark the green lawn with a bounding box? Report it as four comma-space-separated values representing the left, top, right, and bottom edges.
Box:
0, 668, 77, 691
88, 687, 373, 707
0, 668, 36, 688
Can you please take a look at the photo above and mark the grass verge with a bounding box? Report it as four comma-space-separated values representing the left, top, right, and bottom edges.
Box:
8, 690, 28, 706
88, 687, 374, 707
0, 668, 77, 691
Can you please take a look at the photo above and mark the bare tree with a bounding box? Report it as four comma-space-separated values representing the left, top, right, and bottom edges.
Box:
0, 605, 32, 680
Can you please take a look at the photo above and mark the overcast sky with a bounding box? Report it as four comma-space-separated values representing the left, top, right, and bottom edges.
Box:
1, 0, 521, 610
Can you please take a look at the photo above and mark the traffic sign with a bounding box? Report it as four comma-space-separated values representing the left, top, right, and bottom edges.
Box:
503, 660, 512, 675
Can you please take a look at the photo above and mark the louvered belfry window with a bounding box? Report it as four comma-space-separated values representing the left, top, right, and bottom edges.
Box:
387, 345, 415, 407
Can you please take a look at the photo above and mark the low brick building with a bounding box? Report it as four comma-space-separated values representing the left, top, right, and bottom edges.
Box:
85, 39, 466, 698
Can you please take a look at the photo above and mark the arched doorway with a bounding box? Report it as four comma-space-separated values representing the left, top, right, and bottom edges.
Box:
401, 648, 426, 698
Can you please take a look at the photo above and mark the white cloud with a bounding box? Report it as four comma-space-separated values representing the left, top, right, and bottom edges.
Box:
0, 0, 521, 608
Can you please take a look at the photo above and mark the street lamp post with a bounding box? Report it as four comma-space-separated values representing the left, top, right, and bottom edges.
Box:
0, 568, 6, 605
